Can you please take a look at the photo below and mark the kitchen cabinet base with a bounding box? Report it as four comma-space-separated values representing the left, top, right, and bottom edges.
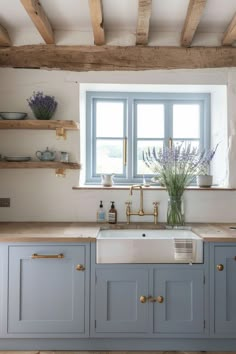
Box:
0, 338, 236, 351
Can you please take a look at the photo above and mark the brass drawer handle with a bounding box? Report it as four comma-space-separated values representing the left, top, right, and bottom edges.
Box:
217, 264, 224, 271
31, 253, 64, 259
148, 296, 157, 303
76, 264, 85, 271
139, 295, 147, 303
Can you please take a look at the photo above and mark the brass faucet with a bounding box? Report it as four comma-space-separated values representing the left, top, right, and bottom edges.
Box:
126, 185, 159, 224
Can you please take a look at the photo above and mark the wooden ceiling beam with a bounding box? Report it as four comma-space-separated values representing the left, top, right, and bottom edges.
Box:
20, 0, 54, 44
0, 24, 11, 46
0, 45, 236, 71
88, 0, 105, 45
181, 0, 207, 47
136, 0, 152, 45
222, 13, 236, 46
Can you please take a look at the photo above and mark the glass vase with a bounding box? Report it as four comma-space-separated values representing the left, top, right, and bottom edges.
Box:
167, 195, 184, 227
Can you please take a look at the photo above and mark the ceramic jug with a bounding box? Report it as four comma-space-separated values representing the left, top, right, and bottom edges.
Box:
101, 174, 114, 187
36, 147, 56, 161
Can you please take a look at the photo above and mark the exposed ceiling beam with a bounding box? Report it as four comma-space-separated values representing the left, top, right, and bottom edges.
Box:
181, 0, 207, 47
136, 0, 152, 45
20, 0, 54, 44
0, 24, 11, 46
222, 12, 236, 46
88, 0, 105, 45
0, 45, 236, 71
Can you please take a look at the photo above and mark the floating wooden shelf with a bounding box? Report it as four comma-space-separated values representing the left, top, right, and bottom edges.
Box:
0, 120, 79, 130
0, 161, 81, 169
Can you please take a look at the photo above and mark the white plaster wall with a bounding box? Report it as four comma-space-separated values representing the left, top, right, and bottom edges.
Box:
0, 67, 236, 223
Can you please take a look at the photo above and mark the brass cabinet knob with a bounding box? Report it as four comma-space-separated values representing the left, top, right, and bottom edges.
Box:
157, 296, 164, 303
217, 264, 224, 271
139, 296, 147, 303
76, 264, 85, 271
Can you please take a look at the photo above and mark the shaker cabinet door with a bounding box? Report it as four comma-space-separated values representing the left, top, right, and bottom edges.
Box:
8, 244, 89, 337
153, 268, 205, 334
214, 246, 236, 335
94, 268, 150, 334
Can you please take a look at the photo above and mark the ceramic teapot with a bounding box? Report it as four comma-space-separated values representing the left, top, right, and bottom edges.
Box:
101, 174, 114, 187
36, 147, 56, 161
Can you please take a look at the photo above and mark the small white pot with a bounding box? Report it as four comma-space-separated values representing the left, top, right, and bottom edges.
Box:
197, 175, 213, 188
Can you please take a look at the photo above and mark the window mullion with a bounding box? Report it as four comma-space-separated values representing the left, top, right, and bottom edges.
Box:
126, 96, 133, 182
165, 100, 173, 146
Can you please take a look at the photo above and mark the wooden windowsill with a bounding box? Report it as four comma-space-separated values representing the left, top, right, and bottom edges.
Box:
72, 185, 236, 191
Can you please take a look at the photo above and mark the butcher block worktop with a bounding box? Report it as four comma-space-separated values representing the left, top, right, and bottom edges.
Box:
0, 222, 236, 242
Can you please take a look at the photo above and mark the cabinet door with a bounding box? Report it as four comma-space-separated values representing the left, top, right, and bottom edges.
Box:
214, 246, 236, 335
153, 268, 205, 334
8, 244, 89, 337
95, 268, 149, 333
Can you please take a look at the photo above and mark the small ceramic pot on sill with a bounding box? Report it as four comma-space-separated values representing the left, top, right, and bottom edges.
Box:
196, 175, 213, 188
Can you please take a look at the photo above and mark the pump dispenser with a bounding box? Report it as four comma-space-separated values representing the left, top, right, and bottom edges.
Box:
108, 201, 117, 224
97, 200, 106, 223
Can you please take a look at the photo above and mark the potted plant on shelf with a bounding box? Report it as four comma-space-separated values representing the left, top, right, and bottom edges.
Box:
142, 143, 218, 227
196, 143, 219, 188
27, 91, 57, 120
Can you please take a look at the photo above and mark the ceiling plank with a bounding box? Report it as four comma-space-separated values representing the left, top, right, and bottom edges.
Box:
222, 13, 236, 45
181, 0, 207, 47
136, 0, 152, 45
20, 0, 54, 44
88, 0, 105, 45
0, 45, 236, 71
0, 24, 11, 46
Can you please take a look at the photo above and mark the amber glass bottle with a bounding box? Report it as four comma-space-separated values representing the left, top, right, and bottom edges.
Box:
108, 201, 117, 224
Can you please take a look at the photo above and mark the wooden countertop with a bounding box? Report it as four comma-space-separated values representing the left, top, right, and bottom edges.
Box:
192, 223, 236, 242
1, 222, 236, 243
0, 222, 99, 243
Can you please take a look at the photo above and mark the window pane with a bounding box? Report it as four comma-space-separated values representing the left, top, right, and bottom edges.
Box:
137, 104, 164, 138
96, 139, 123, 174
137, 140, 164, 175
96, 101, 124, 137
173, 104, 200, 139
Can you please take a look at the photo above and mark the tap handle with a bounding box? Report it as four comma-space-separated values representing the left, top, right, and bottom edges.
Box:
153, 202, 159, 207
125, 201, 132, 206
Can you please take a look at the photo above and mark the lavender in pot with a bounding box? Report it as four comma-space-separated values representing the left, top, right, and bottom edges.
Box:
27, 91, 57, 120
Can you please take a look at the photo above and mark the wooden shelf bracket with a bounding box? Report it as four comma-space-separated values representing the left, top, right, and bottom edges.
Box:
55, 168, 66, 177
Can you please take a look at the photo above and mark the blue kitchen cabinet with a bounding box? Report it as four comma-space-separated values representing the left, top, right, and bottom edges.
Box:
153, 268, 205, 334
7, 244, 90, 338
94, 267, 150, 334
93, 264, 205, 336
212, 244, 236, 336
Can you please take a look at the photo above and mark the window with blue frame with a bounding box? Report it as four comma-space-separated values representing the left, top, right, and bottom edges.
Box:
86, 91, 210, 184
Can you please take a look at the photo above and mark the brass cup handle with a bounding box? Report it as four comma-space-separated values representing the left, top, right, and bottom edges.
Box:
76, 264, 85, 271
139, 296, 147, 303
157, 296, 164, 303
148, 296, 157, 303
217, 264, 224, 271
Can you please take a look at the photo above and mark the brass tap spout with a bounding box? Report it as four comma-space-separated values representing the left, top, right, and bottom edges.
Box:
126, 185, 159, 224
129, 185, 144, 215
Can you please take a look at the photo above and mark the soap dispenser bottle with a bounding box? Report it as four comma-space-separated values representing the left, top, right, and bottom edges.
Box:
97, 201, 106, 223
108, 201, 117, 224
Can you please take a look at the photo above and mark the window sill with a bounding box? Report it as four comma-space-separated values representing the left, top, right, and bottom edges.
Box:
72, 185, 236, 191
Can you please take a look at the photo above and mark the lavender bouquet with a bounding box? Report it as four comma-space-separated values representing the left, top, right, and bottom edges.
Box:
143, 143, 217, 226
27, 91, 57, 120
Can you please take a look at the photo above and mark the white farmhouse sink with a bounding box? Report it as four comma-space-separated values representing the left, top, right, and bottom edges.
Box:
96, 229, 203, 264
